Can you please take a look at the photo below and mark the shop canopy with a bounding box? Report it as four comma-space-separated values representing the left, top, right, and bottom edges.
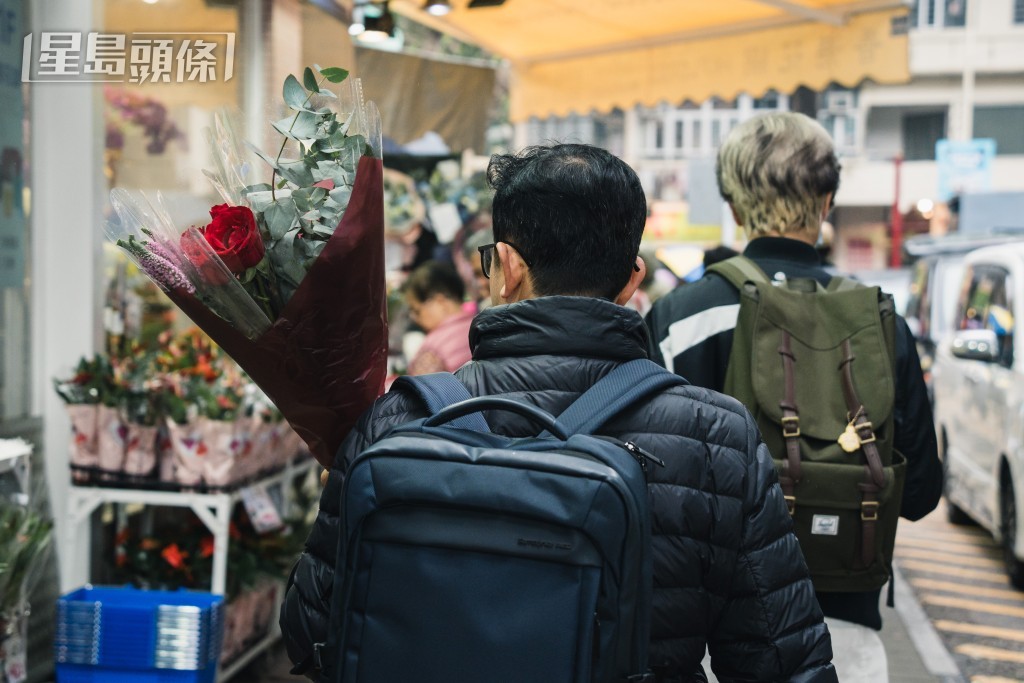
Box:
391, 0, 911, 122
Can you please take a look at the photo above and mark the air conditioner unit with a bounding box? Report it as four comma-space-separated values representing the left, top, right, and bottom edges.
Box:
825, 91, 854, 115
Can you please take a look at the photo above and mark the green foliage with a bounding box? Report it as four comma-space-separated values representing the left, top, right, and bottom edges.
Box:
0, 505, 53, 616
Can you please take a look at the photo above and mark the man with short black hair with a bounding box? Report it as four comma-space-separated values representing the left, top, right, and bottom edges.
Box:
281, 143, 838, 682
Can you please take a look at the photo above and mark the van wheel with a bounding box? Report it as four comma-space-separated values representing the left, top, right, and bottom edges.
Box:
946, 498, 973, 526
941, 438, 974, 525
1000, 474, 1024, 590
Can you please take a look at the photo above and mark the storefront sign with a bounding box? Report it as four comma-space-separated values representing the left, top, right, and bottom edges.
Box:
936, 138, 996, 201
21, 31, 235, 83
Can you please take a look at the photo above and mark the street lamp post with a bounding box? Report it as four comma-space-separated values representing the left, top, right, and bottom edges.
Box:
891, 153, 904, 268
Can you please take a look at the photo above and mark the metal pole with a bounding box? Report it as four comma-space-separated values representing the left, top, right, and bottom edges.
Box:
891, 154, 904, 268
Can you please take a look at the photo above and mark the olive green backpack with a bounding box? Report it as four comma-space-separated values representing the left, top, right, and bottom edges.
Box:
708, 256, 906, 593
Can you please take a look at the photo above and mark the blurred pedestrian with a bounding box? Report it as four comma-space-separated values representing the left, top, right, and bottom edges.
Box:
403, 260, 474, 375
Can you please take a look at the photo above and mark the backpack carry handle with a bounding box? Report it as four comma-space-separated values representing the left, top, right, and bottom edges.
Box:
424, 397, 572, 440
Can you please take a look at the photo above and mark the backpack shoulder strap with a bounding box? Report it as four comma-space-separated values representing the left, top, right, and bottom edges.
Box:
392, 373, 491, 433
826, 275, 863, 292
556, 359, 687, 436
706, 255, 770, 290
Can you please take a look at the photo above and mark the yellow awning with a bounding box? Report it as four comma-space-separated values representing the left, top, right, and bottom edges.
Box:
392, 0, 911, 122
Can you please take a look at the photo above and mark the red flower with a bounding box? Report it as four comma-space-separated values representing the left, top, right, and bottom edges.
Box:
203, 204, 265, 273
199, 536, 214, 558
161, 543, 187, 569
180, 229, 230, 286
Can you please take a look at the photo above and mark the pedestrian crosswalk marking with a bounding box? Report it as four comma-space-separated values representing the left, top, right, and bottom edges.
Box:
910, 578, 1024, 602
921, 594, 1024, 619
934, 619, 1024, 642
898, 536, 1001, 554
897, 547, 1004, 569
898, 527, 998, 545
956, 644, 1024, 665
898, 559, 1009, 584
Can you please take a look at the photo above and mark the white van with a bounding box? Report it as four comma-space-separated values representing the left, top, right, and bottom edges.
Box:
933, 241, 1024, 589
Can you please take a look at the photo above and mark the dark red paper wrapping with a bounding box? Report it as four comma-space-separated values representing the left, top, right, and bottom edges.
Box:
165, 156, 388, 467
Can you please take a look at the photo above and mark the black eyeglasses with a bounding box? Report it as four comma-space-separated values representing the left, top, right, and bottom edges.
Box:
477, 242, 533, 279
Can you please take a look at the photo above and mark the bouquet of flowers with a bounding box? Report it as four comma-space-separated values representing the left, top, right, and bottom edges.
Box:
106, 66, 388, 466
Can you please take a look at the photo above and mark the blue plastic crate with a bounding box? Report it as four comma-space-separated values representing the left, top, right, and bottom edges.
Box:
55, 586, 223, 676
56, 663, 217, 683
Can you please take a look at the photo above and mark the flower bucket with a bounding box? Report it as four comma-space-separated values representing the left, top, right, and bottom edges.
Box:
96, 405, 128, 476
123, 423, 159, 477
198, 417, 253, 488
164, 419, 206, 487
66, 405, 100, 477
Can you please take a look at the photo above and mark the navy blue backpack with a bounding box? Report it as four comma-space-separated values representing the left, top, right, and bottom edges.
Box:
320, 359, 684, 683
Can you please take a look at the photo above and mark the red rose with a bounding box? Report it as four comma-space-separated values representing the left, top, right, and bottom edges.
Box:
202, 204, 265, 274
180, 229, 230, 286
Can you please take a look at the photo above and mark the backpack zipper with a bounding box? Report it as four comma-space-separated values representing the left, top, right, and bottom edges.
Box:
622, 441, 665, 475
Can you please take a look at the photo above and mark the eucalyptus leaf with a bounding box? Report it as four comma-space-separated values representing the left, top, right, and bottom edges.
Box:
302, 67, 319, 93
301, 209, 321, 222
311, 223, 334, 238
264, 198, 299, 240
318, 88, 337, 99
242, 183, 273, 194
319, 67, 349, 83
312, 161, 352, 188
247, 142, 280, 171
272, 111, 320, 141
329, 185, 353, 208
245, 189, 288, 213
283, 74, 313, 112
277, 159, 315, 187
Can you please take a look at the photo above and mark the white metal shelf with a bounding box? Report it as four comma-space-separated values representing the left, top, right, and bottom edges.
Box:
63, 457, 318, 596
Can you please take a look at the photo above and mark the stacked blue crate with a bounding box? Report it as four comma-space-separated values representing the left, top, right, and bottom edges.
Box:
55, 586, 224, 683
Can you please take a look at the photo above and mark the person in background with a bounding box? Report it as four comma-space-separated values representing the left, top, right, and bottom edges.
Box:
403, 260, 475, 375
645, 112, 941, 683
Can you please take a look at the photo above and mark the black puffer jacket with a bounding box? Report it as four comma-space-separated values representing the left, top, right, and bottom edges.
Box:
281, 296, 837, 683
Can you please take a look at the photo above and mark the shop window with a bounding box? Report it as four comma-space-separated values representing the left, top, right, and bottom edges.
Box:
1016, 0, 1024, 23
902, 111, 947, 161
974, 106, 1024, 156
910, 0, 967, 28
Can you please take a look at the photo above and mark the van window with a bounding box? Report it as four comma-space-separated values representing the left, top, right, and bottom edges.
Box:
958, 264, 1015, 367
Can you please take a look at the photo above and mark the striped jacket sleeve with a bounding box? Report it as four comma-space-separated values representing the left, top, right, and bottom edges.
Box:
645, 275, 740, 392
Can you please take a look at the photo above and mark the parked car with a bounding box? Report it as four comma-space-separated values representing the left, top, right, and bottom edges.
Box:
932, 242, 1024, 589
904, 231, 1024, 406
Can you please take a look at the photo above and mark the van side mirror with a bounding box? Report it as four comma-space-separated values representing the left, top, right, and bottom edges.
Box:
951, 329, 1000, 363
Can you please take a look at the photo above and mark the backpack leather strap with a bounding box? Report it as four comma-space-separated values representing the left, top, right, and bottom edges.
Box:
777, 331, 801, 515
839, 339, 886, 568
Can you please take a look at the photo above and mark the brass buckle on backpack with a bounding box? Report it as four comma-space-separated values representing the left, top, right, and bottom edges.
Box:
784, 495, 796, 516
861, 501, 879, 521
781, 416, 800, 438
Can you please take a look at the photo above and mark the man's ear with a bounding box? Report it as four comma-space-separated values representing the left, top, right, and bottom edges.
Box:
729, 204, 743, 227
821, 192, 834, 221
496, 242, 529, 303
614, 256, 647, 306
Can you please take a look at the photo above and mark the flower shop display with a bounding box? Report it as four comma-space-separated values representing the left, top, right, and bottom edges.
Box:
54, 329, 306, 489
0, 502, 52, 683
108, 478, 315, 666
105, 65, 389, 467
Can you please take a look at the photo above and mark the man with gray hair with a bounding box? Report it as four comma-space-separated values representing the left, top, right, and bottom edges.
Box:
645, 112, 941, 682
